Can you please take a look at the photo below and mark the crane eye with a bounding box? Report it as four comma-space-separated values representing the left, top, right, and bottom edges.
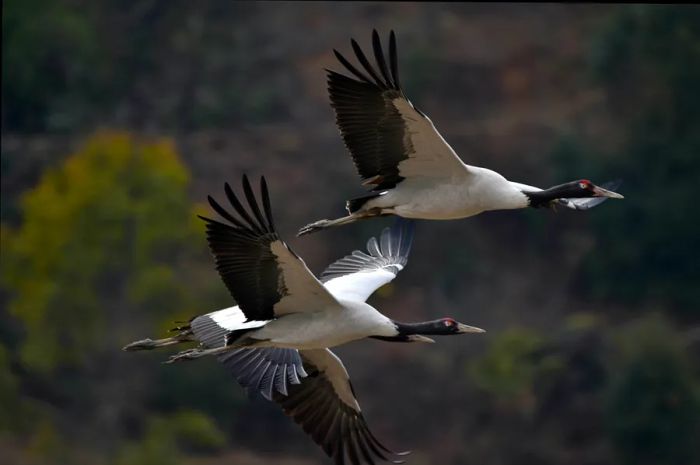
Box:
444, 319, 454, 327
579, 182, 588, 189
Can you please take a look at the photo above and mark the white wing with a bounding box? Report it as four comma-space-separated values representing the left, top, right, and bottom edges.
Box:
206, 306, 264, 330
321, 219, 414, 303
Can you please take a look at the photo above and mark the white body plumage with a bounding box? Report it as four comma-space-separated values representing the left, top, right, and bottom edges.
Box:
369, 167, 530, 220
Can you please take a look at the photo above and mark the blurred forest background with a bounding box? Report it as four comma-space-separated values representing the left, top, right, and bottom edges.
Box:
2, 2, 699, 465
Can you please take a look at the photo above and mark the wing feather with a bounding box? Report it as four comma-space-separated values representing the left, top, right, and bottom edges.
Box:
200, 176, 340, 321
389, 31, 401, 89
351, 39, 386, 88
189, 308, 307, 400
329, 30, 468, 191
372, 30, 393, 88
274, 349, 408, 465
224, 180, 262, 233
321, 219, 414, 303
241, 175, 269, 230
334, 49, 374, 84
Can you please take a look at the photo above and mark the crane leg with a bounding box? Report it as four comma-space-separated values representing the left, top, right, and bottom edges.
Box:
122, 331, 193, 351
164, 345, 231, 363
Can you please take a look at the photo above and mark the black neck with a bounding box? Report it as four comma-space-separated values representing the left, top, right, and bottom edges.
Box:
370, 322, 438, 343
393, 320, 441, 335
370, 319, 461, 343
370, 335, 416, 343
524, 182, 587, 208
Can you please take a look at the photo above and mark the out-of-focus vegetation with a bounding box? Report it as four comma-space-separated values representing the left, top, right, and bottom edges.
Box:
0, 132, 231, 464
605, 316, 699, 465
554, 6, 700, 314
3, 132, 200, 371
117, 410, 226, 465
2, 3, 698, 465
466, 314, 699, 465
469, 328, 546, 408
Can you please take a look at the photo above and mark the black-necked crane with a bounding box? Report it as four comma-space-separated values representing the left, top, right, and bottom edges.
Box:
298, 30, 623, 236
124, 175, 484, 465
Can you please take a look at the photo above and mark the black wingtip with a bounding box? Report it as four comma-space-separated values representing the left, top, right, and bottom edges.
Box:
222, 182, 239, 210
350, 37, 361, 52
389, 30, 400, 90
241, 173, 251, 191
223, 179, 263, 232
259, 176, 276, 231
223, 182, 236, 205
203, 194, 246, 229
241, 174, 268, 232
351, 35, 385, 88
334, 48, 373, 85
372, 28, 394, 89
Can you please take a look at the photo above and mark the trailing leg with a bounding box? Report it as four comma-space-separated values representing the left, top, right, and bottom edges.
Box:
165, 326, 264, 363
297, 207, 389, 236
164, 345, 231, 363
122, 330, 193, 351
297, 214, 361, 236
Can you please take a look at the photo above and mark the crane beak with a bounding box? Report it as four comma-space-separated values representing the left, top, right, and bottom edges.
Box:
406, 335, 435, 343
457, 323, 486, 334
592, 185, 624, 199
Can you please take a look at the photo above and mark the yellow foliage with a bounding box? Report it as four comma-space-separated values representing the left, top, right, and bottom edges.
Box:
1, 131, 201, 372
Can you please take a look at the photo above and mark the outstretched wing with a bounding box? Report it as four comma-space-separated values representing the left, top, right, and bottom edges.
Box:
274, 349, 409, 465
321, 219, 415, 303
189, 307, 307, 400
329, 30, 469, 191
200, 175, 341, 321
558, 180, 623, 210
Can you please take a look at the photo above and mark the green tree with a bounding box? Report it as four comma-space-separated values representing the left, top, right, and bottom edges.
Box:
469, 328, 550, 411
1, 131, 239, 464
1, 131, 206, 371
116, 410, 225, 465
605, 315, 700, 465
556, 6, 700, 314
2, 0, 106, 131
